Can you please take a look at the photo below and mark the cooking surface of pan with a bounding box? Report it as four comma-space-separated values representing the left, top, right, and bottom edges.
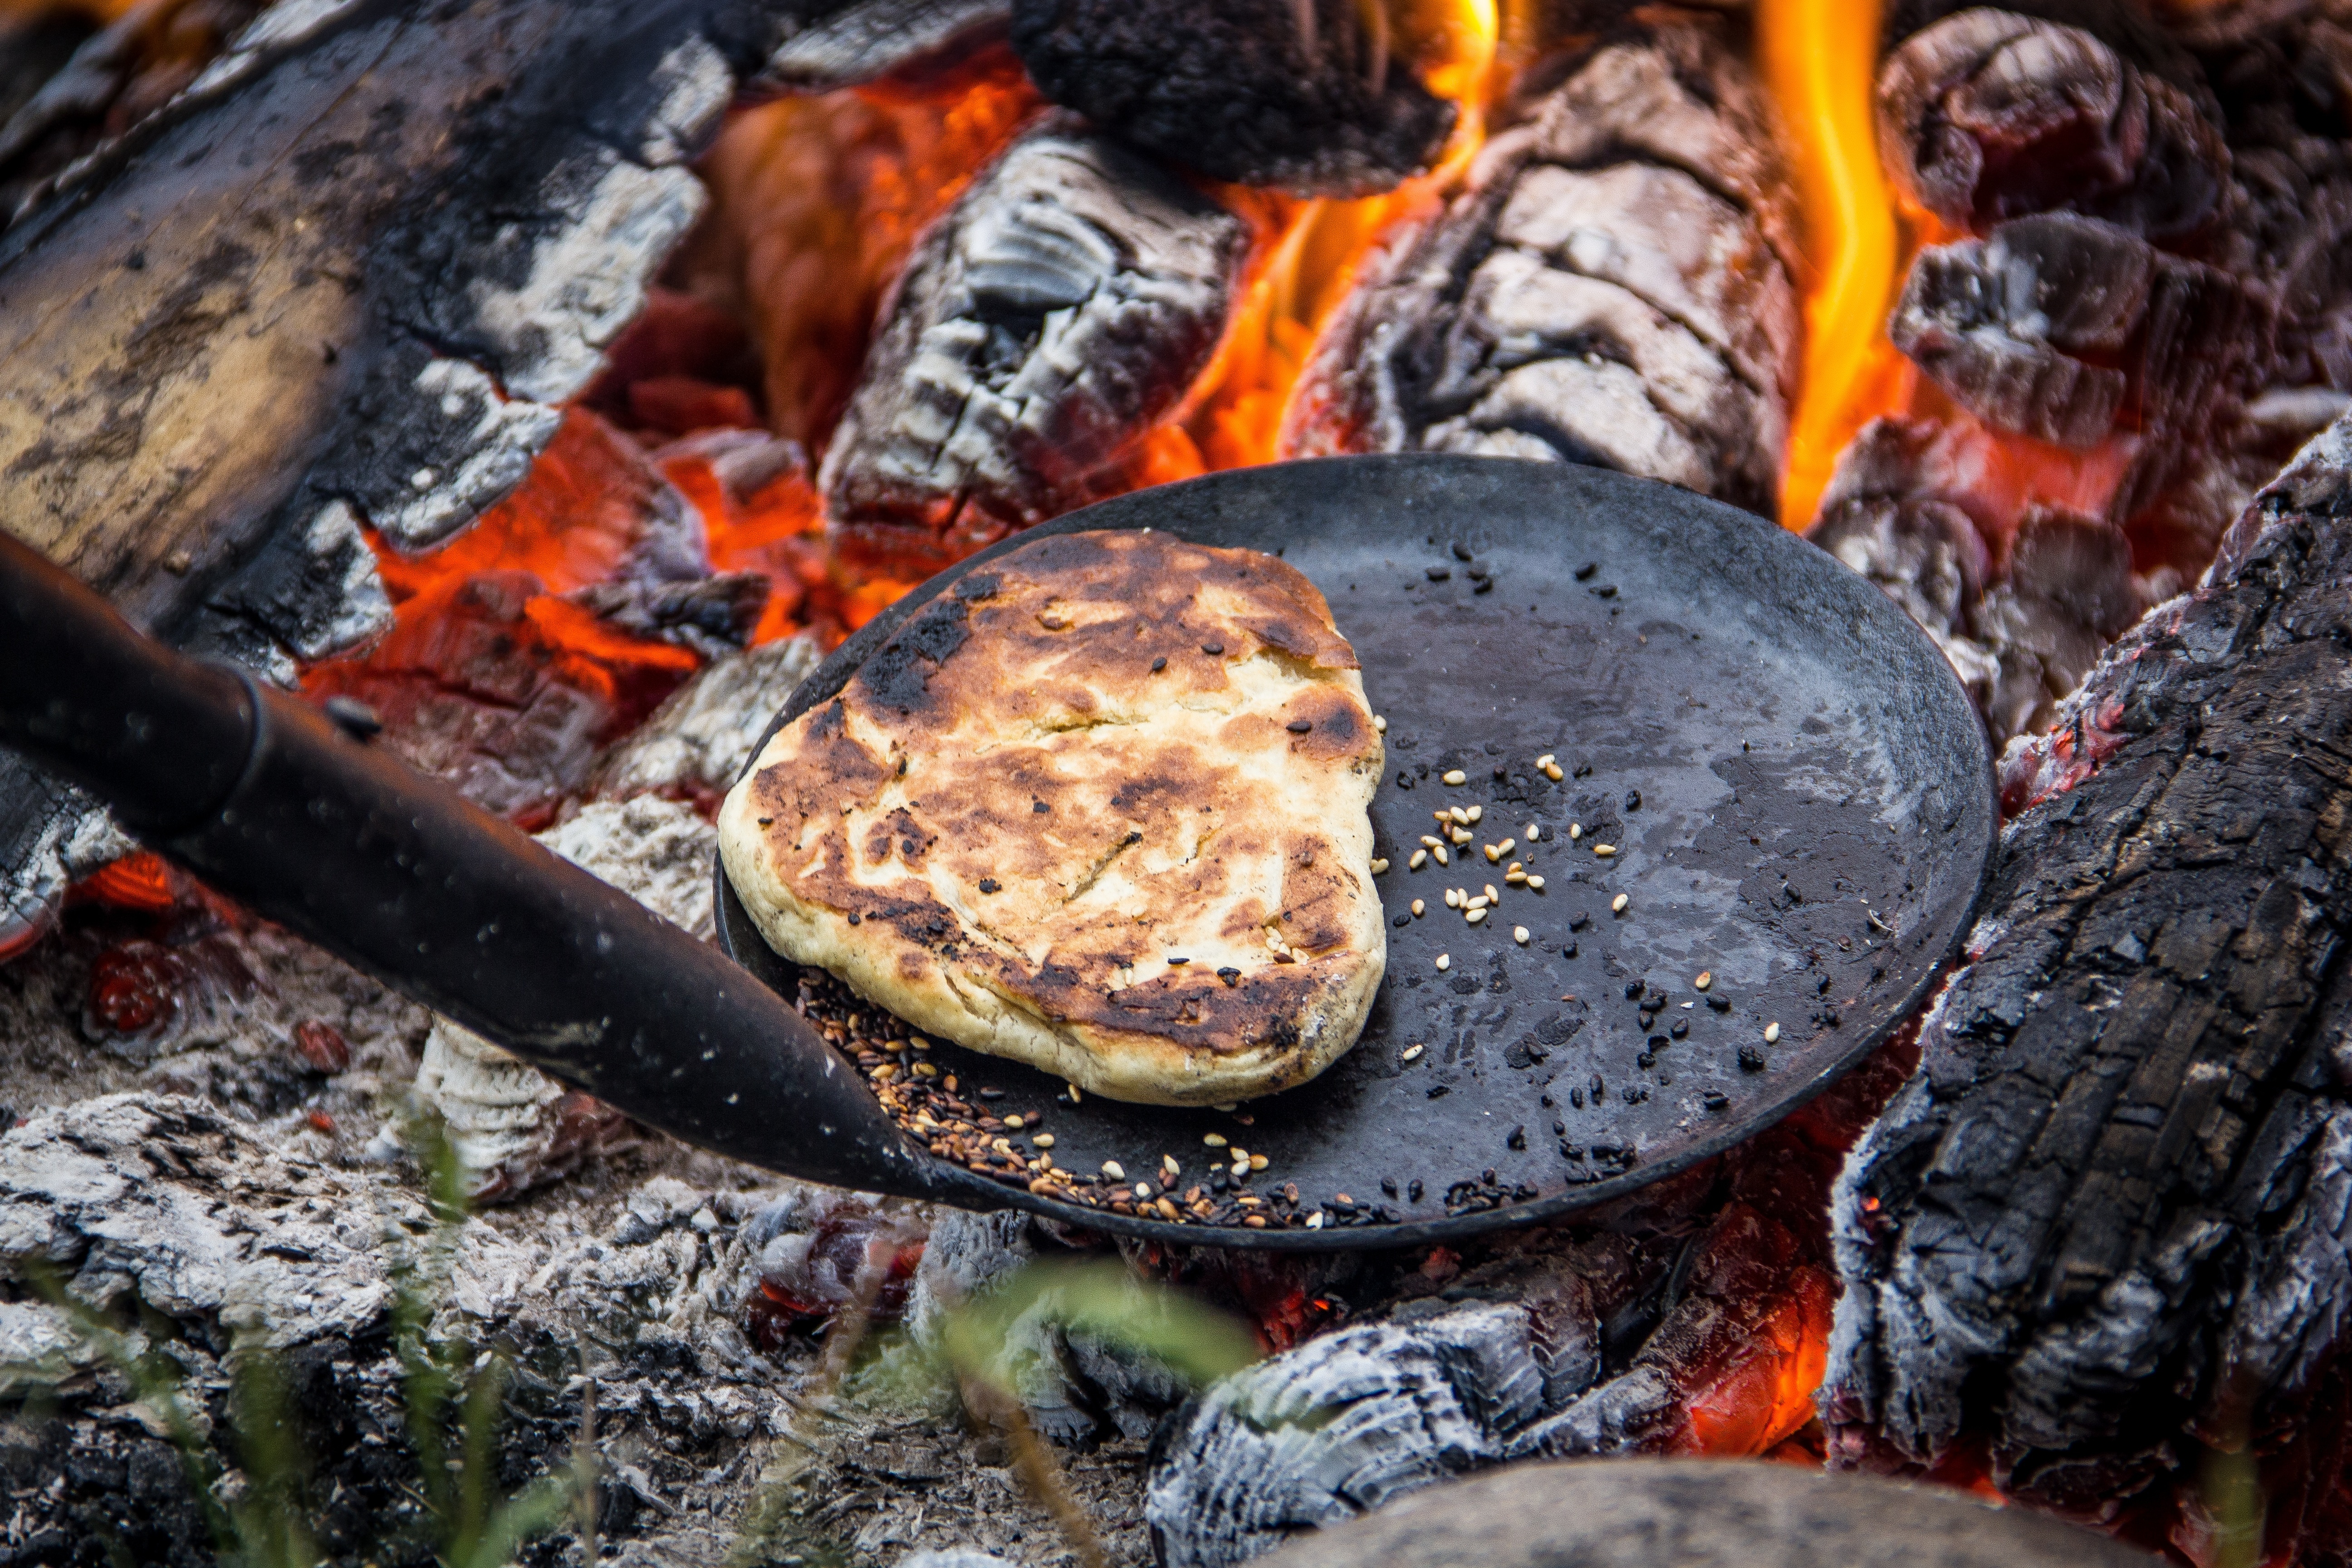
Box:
718, 456, 1995, 1246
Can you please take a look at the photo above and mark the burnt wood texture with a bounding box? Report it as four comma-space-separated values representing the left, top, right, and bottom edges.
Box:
1823, 414, 2352, 1547
1280, 12, 1801, 519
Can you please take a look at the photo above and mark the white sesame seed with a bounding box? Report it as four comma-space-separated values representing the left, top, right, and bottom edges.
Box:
1371, 858, 1390, 873
1484, 844, 1502, 862
1374, 715, 1387, 732
1250, 1154, 1268, 1171
1449, 807, 1469, 825
1421, 834, 1444, 848
1514, 926, 1530, 944
1205, 1133, 1228, 1147
1401, 1043, 1425, 1062
1528, 875, 1546, 890
1466, 908, 1488, 925
1410, 849, 1429, 870
1434, 847, 1450, 865
1433, 810, 1450, 823
1593, 844, 1617, 857
1436, 954, 1451, 970
1465, 894, 1488, 910
1568, 823, 1583, 840
1034, 1134, 1055, 1148
1612, 893, 1630, 913
1308, 1212, 1325, 1229
1103, 1161, 1126, 1179
1466, 805, 1483, 823
1695, 971, 1713, 991
1163, 1155, 1181, 1173
1215, 1103, 1238, 1112
1443, 769, 1466, 785
1537, 753, 1555, 768
1765, 1021, 1781, 1044
1450, 827, 1472, 845
1497, 838, 1515, 855
1411, 898, 1425, 916
1506, 870, 1527, 886
1004, 1114, 1025, 1129
1068, 1084, 1083, 1102
1525, 824, 1540, 841
1485, 884, 1499, 902
1544, 762, 1564, 781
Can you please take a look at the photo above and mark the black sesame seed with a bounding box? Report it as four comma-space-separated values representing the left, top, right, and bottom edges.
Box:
1396, 771, 1415, 789
1217, 966, 1240, 985
1562, 941, 1578, 959
847, 913, 862, 925
978, 877, 1001, 894
1739, 1045, 1767, 1071
1287, 719, 1313, 733
1670, 1019, 1689, 1039
1409, 1178, 1425, 1202
1125, 831, 1141, 843
1591, 584, 1618, 598
1168, 956, 1190, 965
1624, 980, 1645, 999
1624, 789, 1642, 811
1473, 580, 1494, 594
1426, 567, 1451, 581
1704, 1090, 1730, 1111
1451, 542, 1473, 561
1202, 642, 1225, 655
1034, 801, 1049, 813
1708, 995, 1732, 1013
1151, 656, 1167, 672
1506, 1127, 1526, 1150
1574, 562, 1598, 580
1570, 911, 1591, 931
1393, 915, 1411, 928
1381, 1178, 1398, 1197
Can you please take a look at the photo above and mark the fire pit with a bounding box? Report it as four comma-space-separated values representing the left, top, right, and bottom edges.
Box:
5, 0, 2352, 1564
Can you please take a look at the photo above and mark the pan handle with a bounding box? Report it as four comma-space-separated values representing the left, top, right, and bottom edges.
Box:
0, 532, 952, 1201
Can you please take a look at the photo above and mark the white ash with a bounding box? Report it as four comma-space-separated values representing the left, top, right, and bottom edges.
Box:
588, 633, 824, 804
411, 795, 719, 1199
898, 1552, 1017, 1568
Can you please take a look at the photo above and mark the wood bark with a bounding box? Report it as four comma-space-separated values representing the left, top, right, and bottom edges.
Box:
1280, 13, 1800, 519
1823, 414, 2352, 1541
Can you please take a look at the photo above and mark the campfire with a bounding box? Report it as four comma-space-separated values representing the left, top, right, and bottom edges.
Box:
5, 0, 2352, 1564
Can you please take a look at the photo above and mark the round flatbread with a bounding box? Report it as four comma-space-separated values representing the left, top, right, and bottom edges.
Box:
718, 528, 1387, 1105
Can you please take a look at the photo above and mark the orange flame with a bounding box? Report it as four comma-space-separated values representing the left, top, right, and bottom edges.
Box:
1758, 0, 1903, 531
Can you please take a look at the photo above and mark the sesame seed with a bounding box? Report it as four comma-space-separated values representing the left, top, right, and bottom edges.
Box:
911, 1037, 930, 1050
1465, 805, 1483, 823
1506, 869, 1527, 885
1411, 899, 1425, 916
1593, 844, 1617, 858
1612, 893, 1630, 914
1450, 827, 1472, 845
1421, 834, 1444, 848
1068, 1084, 1082, 1102
1167, 956, 1190, 965
1568, 823, 1583, 840
1497, 838, 1515, 855
1484, 845, 1502, 862
1537, 753, 1556, 768
1436, 954, 1451, 970
1466, 908, 1488, 925
1514, 926, 1530, 944
1765, 1021, 1781, 1044
1445, 888, 1461, 908
1371, 858, 1391, 874
1449, 807, 1469, 825
1410, 849, 1429, 870
1485, 883, 1500, 901
1374, 715, 1388, 732
1205, 1133, 1228, 1147
1163, 1155, 1180, 1174
1250, 1154, 1268, 1171
1524, 825, 1540, 841
1465, 894, 1487, 909
1442, 769, 1466, 785
1004, 1114, 1025, 1129
1034, 1134, 1055, 1148
914, 1062, 940, 1078
1402, 1043, 1425, 1062
1527, 875, 1545, 890
1307, 1212, 1325, 1229
1103, 1161, 1126, 1179
1135, 1183, 1151, 1198
1434, 847, 1449, 865
1695, 970, 1713, 991
1287, 719, 1313, 734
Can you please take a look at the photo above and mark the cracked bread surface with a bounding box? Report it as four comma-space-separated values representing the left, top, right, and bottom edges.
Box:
718, 528, 1387, 1105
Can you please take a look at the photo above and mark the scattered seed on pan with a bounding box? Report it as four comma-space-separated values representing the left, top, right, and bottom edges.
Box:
1373, 714, 1388, 733
1514, 926, 1530, 945
1102, 1161, 1126, 1179
1695, 970, 1712, 991
1371, 858, 1390, 873
1444, 889, 1461, 907
1574, 562, 1597, 580
1670, 1019, 1688, 1039
1466, 805, 1483, 823
1484, 882, 1499, 901
1764, 1022, 1781, 1044
1249, 1153, 1269, 1171
1466, 908, 1488, 925
1593, 844, 1617, 857
1497, 837, 1514, 855
1448, 807, 1470, 825
1528, 875, 1546, 890
1612, 894, 1630, 914
1483, 845, 1501, 863
1524, 824, 1540, 841
1402, 1044, 1425, 1062
1452, 542, 1473, 561
1396, 771, 1414, 789
1436, 954, 1452, 970
1506, 868, 1527, 886
1443, 769, 1467, 785
1568, 823, 1582, 840
1434, 846, 1450, 865
1411, 899, 1425, 916
1205, 1133, 1228, 1147
1034, 1134, 1055, 1148
1422, 834, 1444, 848
1409, 849, 1429, 870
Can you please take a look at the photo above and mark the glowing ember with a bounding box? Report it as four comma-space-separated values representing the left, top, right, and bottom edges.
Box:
1757, 0, 1901, 532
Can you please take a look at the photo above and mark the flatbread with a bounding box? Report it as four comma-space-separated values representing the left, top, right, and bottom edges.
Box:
718, 528, 1387, 1105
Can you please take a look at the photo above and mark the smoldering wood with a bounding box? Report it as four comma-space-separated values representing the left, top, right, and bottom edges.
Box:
1876, 8, 2232, 246
1821, 414, 2352, 1540
1007, 0, 1456, 197
818, 118, 1249, 559
0, 0, 817, 954
1280, 15, 1799, 518
759, 0, 1010, 91
1245, 1458, 2164, 1568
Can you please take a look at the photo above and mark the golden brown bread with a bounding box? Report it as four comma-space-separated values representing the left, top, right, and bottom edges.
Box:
717, 528, 1387, 1105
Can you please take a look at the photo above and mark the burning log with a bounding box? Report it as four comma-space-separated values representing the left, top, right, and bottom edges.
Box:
1007, 0, 1458, 196
818, 117, 1250, 563
1822, 415, 2352, 1551
1281, 13, 1801, 518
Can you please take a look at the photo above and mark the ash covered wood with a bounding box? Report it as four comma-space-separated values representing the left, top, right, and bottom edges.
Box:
1822, 414, 2352, 1545
1281, 14, 1799, 517
1009, 0, 1457, 196
761, 0, 1011, 90
819, 117, 1249, 560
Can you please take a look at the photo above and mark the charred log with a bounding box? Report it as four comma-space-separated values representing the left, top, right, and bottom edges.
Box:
1281, 14, 1799, 518
1876, 8, 2233, 247
1008, 0, 1456, 196
761, 0, 1011, 91
818, 118, 1248, 562
1822, 414, 2352, 1545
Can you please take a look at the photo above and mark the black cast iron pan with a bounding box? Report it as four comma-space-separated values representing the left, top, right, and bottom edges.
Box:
713, 457, 1995, 1245
0, 456, 1994, 1251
